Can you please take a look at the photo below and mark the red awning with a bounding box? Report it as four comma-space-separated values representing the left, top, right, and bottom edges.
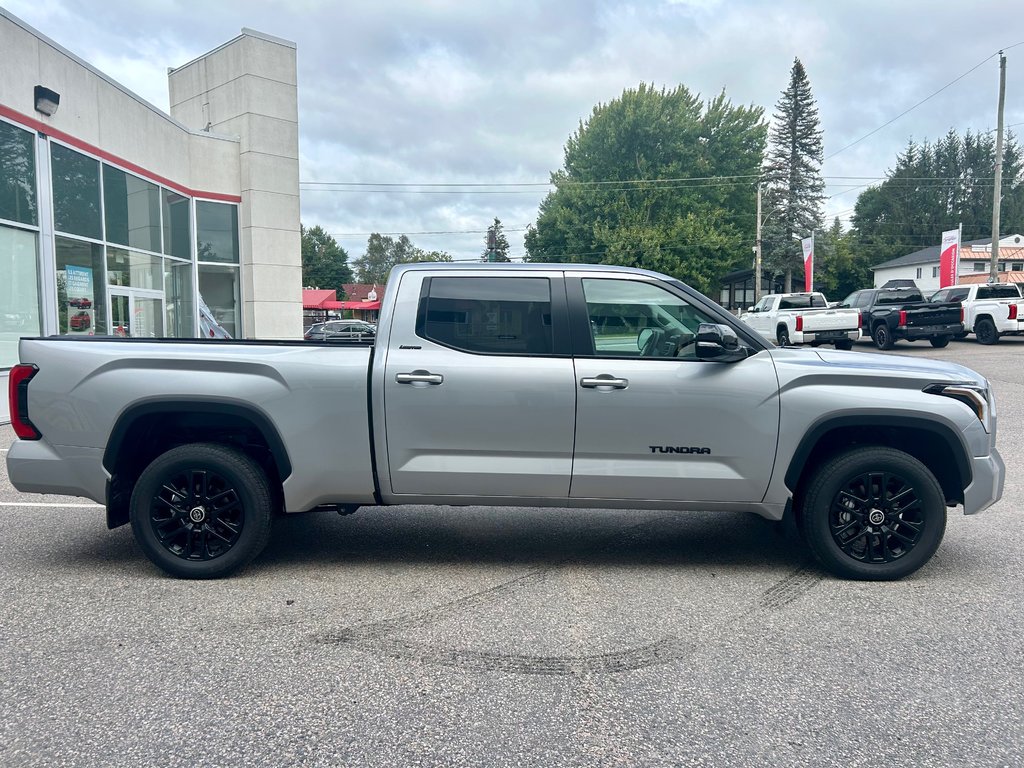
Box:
320, 300, 346, 310
339, 300, 382, 310
302, 289, 337, 309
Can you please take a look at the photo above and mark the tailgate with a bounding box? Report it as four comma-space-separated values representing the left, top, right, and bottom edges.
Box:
801, 309, 860, 331
906, 302, 961, 327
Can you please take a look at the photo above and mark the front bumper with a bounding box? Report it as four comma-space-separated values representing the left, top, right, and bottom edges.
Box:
963, 447, 1005, 515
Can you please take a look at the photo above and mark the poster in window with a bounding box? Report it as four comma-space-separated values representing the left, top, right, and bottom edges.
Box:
65, 264, 95, 334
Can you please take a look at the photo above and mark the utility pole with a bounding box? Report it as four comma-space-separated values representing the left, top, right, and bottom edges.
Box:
754, 184, 763, 302
990, 51, 1007, 282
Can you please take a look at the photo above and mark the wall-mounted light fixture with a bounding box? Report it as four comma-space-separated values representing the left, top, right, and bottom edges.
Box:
34, 86, 60, 117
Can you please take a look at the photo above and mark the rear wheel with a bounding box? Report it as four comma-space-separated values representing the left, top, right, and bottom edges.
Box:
129, 443, 274, 579
872, 324, 894, 350
834, 340, 854, 351
975, 317, 999, 345
929, 336, 950, 348
776, 326, 791, 346
800, 447, 946, 580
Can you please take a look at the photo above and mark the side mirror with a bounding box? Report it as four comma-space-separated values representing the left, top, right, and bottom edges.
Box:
696, 323, 747, 362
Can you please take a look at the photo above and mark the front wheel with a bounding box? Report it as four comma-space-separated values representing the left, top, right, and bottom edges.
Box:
799, 447, 946, 580
929, 336, 950, 348
129, 443, 274, 579
873, 324, 895, 350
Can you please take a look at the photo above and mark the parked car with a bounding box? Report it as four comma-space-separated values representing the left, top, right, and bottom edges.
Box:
837, 287, 963, 350
69, 297, 92, 309
929, 283, 1024, 345
305, 320, 376, 342
740, 292, 860, 349
6, 263, 1003, 582
69, 311, 91, 331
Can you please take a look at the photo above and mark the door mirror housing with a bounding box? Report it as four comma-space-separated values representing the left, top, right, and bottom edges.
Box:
695, 323, 747, 362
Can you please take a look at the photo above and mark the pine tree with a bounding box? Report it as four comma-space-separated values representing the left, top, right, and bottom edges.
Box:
762, 58, 825, 291
483, 217, 512, 261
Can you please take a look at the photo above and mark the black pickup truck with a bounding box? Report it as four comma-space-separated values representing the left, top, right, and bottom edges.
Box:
838, 287, 964, 350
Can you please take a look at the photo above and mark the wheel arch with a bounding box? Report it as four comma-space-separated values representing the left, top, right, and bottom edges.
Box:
785, 415, 971, 517
103, 400, 292, 529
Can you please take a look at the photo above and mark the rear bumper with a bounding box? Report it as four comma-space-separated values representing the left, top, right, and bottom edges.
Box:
793, 329, 860, 344
903, 323, 964, 340
963, 447, 1005, 515
5, 439, 108, 503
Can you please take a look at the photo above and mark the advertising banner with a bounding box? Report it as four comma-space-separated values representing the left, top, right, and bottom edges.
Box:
801, 236, 814, 293
64, 265, 95, 334
939, 228, 960, 288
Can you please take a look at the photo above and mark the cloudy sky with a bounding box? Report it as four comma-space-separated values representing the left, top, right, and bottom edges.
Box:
6, 0, 1023, 262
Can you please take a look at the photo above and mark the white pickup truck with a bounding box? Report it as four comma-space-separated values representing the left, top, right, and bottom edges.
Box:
929, 283, 1024, 345
740, 292, 861, 349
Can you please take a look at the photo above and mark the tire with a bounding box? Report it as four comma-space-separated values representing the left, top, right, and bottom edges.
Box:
929, 336, 950, 348
800, 446, 946, 580
975, 317, 999, 345
834, 340, 854, 351
872, 323, 894, 350
776, 326, 791, 346
129, 443, 274, 579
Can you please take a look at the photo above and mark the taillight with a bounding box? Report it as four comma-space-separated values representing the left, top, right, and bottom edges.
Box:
961, 306, 965, 323
795, 316, 803, 332
898, 310, 907, 327
1010, 304, 1018, 321
8, 364, 40, 440
858, 312, 863, 328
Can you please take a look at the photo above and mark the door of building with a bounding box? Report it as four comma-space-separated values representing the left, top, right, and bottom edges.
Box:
109, 288, 165, 338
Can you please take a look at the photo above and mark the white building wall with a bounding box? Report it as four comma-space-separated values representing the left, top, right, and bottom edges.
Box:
169, 31, 302, 340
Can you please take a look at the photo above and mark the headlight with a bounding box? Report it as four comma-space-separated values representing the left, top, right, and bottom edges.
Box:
924, 382, 991, 431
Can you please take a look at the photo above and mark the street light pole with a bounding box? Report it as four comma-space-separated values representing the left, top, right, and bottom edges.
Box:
755, 184, 763, 302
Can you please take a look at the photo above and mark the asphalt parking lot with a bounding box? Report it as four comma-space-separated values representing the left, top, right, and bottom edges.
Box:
2, 337, 1023, 767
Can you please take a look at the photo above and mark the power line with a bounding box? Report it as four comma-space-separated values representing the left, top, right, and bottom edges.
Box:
824, 52, 998, 161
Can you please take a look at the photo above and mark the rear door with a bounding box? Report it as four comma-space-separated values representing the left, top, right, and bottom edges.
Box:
383, 272, 577, 498
568, 275, 780, 503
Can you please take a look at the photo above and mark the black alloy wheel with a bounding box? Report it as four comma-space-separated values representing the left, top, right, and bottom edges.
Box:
777, 326, 791, 346
975, 317, 999, 345
800, 446, 946, 580
130, 443, 273, 579
873, 324, 894, 350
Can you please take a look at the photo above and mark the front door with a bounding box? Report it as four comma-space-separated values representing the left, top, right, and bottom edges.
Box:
570, 276, 780, 503
109, 288, 165, 338
383, 272, 576, 498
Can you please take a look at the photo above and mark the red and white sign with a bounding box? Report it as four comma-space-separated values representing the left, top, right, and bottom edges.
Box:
801, 236, 814, 293
939, 228, 960, 288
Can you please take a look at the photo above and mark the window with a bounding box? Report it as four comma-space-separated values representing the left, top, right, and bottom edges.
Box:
106, 247, 162, 290
930, 290, 947, 303
0, 121, 37, 226
55, 237, 105, 335
164, 259, 194, 338
196, 201, 239, 263
779, 295, 811, 310
163, 190, 191, 259
103, 166, 161, 253
51, 144, 102, 240
974, 262, 987, 272
198, 264, 240, 339
1014, 263, 1023, 272
948, 288, 970, 302
916, 268, 922, 279
978, 285, 1020, 300
418, 277, 553, 355
0, 225, 41, 367
932, 267, 939, 278
581, 278, 715, 359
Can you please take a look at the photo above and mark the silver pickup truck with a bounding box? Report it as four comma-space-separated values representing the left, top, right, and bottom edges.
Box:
6, 264, 1005, 581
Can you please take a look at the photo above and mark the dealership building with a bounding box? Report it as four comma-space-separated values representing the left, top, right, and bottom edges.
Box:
1, 8, 303, 419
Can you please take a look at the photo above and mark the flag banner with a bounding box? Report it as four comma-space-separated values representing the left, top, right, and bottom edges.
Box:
939, 228, 960, 288
801, 236, 814, 293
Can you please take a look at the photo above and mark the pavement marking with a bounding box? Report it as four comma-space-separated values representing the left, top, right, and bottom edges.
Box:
0, 501, 103, 508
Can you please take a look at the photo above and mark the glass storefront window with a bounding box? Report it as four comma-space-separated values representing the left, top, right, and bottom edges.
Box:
106, 247, 162, 290
56, 236, 106, 335
198, 264, 240, 338
196, 201, 239, 263
104, 166, 161, 253
164, 258, 195, 338
0, 225, 42, 367
163, 190, 191, 259
0, 121, 37, 226
51, 144, 102, 240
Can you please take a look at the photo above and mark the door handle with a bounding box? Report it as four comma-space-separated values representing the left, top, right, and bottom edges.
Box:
580, 376, 629, 389
396, 371, 444, 385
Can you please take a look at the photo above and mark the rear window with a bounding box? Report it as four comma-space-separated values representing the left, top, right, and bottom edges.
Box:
977, 284, 1021, 300
778, 295, 810, 310
877, 288, 923, 305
